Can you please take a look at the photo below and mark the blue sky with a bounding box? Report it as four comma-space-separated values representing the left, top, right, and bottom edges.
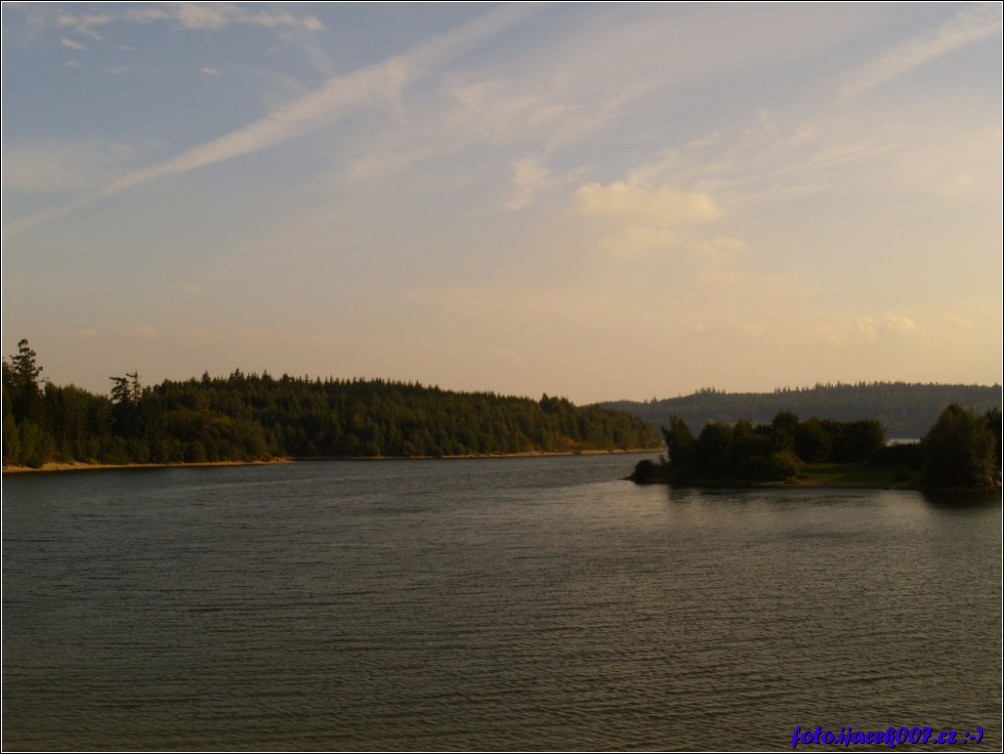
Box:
2, 2, 1001, 403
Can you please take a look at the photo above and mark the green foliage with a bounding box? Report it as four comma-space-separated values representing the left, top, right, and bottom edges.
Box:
655, 405, 995, 490
661, 415, 694, 468
795, 419, 831, 462
3, 413, 21, 465
987, 407, 1003, 469
2, 339, 660, 467
755, 451, 803, 482
660, 411, 884, 483
922, 404, 997, 489
629, 458, 666, 484
17, 419, 54, 468
4, 339, 45, 426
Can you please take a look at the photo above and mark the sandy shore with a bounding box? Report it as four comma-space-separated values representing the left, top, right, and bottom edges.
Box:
3, 449, 661, 474
2, 459, 294, 474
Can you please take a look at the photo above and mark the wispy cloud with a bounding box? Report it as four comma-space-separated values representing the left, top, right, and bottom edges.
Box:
840, 3, 1002, 98
505, 157, 557, 210
817, 314, 924, 345
54, 3, 325, 37
624, 76, 998, 214
574, 181, 722, 225
5, 3, 540, 239
2, 139, 148, 193
104, 65, 145, 75
570, 180, 724, 258
60, 36, 86, 51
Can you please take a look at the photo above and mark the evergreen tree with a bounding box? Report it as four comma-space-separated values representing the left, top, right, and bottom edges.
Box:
6, 339, 45, 421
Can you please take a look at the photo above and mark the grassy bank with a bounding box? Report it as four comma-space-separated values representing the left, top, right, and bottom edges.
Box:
790, 462, 921, 489
630, 460, 924, 490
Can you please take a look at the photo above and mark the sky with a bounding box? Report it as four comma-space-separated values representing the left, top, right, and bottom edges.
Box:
2, 2, 1001, 404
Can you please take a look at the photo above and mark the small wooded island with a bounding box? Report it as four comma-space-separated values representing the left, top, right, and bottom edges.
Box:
629, 407, 1002, 492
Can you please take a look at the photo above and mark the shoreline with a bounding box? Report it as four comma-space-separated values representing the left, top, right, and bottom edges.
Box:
300, 448, 661, 462
630, 476, 924, 491
1, 458, 296, 475
628, 471, 998, 494
2, 448, 662, 475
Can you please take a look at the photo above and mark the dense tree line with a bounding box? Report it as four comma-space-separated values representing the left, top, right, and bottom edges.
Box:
631, 405, 1001, 490
647, 412, 887, 483
2, 340, 660, 468
604, 382, 1001, 438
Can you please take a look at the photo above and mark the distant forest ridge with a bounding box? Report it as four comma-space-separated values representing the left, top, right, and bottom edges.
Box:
3, 340, 661, 468
603, 382, 1002, 439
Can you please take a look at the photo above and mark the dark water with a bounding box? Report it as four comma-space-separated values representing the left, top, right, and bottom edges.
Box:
3, 456, 1001, 751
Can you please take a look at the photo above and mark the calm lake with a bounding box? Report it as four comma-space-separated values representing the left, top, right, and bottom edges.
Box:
3, 455, 1001, 751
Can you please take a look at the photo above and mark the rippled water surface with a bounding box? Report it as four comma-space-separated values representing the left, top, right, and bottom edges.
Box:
3, 456, 1001, 750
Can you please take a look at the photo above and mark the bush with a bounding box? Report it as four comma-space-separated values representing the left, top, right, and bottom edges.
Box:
630, 458, 666, 483
752, 451, 802, 481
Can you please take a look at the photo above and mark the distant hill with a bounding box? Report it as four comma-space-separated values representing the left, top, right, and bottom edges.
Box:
603, 382, 1002, 439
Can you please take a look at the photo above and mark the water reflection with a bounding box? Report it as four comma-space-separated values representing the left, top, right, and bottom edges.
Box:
921, 489, 1002, 509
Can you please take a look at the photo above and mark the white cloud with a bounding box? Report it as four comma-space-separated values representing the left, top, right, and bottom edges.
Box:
840, 3, 1002, 98
817, 314, 923, 345
200, 67, 221, 77
857, 319, 879, 342
574, 181, 722, 225
60, 36, 86, 51
883, 314, 918, 332
505, 157, 556, 211
56, 12, 111, 40
242, 8, 325, 33
148, 3, 232, 30
571, 180, 724, 258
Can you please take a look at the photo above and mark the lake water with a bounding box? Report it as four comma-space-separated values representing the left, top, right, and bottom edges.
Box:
3, 455, 1001, 751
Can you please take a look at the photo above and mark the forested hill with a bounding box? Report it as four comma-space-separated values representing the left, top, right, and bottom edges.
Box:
3, 341, 660, 468
603, 382, 1001, 438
